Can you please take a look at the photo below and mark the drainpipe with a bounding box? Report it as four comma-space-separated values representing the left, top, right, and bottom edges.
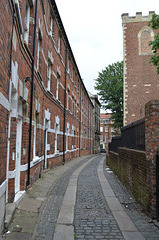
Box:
88, 103, 89, 153
9, 1, 16, 84
63, 46, 67, 164
6, 0, 16, 202
27, 0, 38, 186
79, 85, 81, 157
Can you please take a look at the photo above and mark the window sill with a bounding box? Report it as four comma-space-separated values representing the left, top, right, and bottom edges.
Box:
33, 156, 40, 165
58, 52, 62, 61
23, 40, 33, 60
50, 35, 55, 45
55, 150, 60, 156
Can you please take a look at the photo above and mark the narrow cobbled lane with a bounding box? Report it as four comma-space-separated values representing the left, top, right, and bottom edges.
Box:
74, 155, 124, 240
33, 156, 94, 240
32, 154, 159, 240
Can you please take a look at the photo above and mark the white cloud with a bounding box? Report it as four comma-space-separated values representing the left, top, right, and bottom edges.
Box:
56, 0, 158, 94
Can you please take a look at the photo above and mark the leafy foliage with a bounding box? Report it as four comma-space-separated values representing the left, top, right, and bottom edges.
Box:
148, 14, 159, 73
94, 61, 123, 128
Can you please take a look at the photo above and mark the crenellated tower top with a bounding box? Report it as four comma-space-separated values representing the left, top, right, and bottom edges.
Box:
121, 11, 155, 25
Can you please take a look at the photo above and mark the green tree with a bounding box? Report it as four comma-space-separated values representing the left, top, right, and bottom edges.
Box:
149, 14, 159, 73
94, 61, 123, 128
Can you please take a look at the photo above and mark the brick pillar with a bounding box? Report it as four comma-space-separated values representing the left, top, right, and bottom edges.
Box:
145, 100, 159, 217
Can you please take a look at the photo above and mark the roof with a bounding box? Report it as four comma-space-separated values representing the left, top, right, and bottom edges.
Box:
100, 113, 112, 119
88, 92, 101, 107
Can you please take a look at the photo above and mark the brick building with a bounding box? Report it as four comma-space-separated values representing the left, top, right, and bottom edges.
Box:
88, 92, 101, 154
100, 113, 115, 152
122, 12, 159, 126
0, 0, 93, 232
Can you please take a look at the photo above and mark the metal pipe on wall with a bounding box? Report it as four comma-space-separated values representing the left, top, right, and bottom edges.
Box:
63, 46, 68, 164
27, 0, 38, 186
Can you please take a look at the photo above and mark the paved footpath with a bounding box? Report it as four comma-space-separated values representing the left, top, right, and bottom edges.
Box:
2, 154, 159, 240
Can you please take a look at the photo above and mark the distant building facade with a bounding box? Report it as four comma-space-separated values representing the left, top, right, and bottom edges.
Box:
89, 92, 101, 153
100, 113, 115, 151
0, 0, 93, 233
122, 12, 159, 126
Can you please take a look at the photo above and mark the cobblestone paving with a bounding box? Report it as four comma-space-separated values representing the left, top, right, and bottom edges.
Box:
74, 155, 124, 240
104, 159, 159, 240
33, 154, 159, 240
33, 156, 93, 240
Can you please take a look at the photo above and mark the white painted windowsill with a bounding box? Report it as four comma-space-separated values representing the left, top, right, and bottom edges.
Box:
33, 156, 40, 165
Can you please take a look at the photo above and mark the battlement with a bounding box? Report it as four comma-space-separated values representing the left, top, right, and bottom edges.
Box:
121, 11, 155, 24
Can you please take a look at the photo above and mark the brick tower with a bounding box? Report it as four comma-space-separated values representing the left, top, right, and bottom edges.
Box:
122, 12, 159, 126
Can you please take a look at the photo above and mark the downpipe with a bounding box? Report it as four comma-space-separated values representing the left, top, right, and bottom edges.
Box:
63, 46, 68, 164
27, 0, 38, 186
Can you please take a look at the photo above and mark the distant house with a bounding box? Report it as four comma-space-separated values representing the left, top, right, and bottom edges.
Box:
100, 113, 115, 151
88, 92, 101, 153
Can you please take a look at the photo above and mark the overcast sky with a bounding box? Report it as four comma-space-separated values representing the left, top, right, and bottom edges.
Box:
55, 0, 158, 95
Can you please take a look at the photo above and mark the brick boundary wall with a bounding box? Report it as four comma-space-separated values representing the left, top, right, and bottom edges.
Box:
108, 100, 159, 218
145, 100, 159, 217
108, 149, 150, 213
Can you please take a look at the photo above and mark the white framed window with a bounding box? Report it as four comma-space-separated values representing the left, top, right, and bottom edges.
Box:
100, 135, 103, 141
55, 124, 58, 153
74, 102, 76, 116
37, 39, 40, 70
105, 127, 108, 132
24, 1, 30, 44
111, 127, 114, 132
66, 122, 69, 151
58, 35, 61, 54
72, 125, 75, 149
105, 118, 109, 124
56, 78, 59, 100
72, 101, 74, 113
72, 125, 74, 135
67, 92, 69, 109
55, 116, 60, 154
100, 127, 103, 132
33, 112, 39, 160
50, 15, 53, 36
47, 63, 51, 91
138, 26, 154, 55
67, 59, 70, 74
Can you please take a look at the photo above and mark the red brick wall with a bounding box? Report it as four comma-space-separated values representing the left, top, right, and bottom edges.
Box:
0, 106, 8, 185
145, 100, 159, 216
122, 13, 159, 125
108, 99, 159, 217
108, 149, 150, 213
0, 0, 94, 207
0, 0, 13, 188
